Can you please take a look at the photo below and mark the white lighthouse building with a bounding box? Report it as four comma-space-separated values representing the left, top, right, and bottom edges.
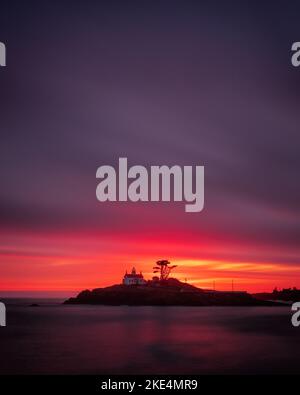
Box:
123, 267, 146, 285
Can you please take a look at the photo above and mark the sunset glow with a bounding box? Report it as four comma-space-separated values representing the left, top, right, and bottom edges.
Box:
1, 225, 299, 295
1, 1, 300, 298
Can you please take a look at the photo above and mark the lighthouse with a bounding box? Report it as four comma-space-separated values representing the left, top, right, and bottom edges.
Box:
123, 267, 146, 285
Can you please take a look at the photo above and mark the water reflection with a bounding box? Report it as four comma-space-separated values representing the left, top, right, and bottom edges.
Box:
0, 304, 298, 374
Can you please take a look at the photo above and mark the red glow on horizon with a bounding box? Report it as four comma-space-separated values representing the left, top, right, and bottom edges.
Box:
0, 228, 299, 296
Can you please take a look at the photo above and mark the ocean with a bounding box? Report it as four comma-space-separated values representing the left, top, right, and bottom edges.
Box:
0, 299, 299, 374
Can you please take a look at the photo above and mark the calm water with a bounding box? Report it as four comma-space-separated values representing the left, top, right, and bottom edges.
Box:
0, 299, 299, 374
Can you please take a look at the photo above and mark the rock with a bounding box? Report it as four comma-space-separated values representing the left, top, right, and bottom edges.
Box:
64, 278, 278, 306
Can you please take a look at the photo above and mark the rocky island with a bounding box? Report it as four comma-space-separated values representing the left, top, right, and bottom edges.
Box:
65, 274, 276, 307
65, 262, 278, 306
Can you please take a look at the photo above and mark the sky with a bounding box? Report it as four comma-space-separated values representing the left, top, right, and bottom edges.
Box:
0, 0, 300, 296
